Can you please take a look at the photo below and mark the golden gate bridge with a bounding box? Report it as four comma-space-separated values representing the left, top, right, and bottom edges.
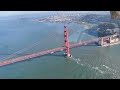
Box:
0, 25, 112, 67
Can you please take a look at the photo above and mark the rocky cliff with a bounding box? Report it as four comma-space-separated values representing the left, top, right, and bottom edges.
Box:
110, 11, 120, 19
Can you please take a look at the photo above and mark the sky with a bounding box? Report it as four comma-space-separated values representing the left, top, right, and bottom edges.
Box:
0, 11, 51, 16
0, 11, 110, 17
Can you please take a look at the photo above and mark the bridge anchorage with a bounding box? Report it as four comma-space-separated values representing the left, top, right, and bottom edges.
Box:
64, 26, 72, 58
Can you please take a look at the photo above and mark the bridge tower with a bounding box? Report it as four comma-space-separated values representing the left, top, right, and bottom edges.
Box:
64, 26, 71, 57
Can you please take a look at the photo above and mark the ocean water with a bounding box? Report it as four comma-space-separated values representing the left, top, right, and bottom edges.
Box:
0, 15, 120, 79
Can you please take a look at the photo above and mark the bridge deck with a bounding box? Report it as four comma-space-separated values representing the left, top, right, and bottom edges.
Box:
0, 36, 110, 67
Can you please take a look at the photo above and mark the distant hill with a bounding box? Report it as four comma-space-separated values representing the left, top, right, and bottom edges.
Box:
79, 14, 111, 24
85, 22, 120, 37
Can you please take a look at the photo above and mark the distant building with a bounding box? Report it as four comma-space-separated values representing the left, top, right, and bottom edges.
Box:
98, 33, 120, 46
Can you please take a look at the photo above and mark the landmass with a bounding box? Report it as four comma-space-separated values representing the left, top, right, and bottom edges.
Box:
34, 13, 120, 47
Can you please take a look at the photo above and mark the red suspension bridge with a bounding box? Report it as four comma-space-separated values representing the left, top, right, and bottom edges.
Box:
0, 26, 112, 67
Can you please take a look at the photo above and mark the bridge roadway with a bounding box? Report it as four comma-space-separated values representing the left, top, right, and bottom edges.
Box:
0, 36, 110, 67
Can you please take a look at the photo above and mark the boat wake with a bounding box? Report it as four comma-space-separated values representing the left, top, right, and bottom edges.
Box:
70, 55, 120, 79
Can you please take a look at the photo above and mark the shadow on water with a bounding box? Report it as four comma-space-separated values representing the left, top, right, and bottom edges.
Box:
22, 53, 65, 61
44, 53, 65, 57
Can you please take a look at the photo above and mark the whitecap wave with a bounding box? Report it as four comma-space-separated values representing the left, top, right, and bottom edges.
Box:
69, 55, 120, 79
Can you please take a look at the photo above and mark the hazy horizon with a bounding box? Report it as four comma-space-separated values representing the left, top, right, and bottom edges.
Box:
0, 11, 110, 17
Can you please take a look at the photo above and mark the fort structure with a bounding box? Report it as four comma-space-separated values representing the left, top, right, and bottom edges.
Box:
98, 33, 120, 47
